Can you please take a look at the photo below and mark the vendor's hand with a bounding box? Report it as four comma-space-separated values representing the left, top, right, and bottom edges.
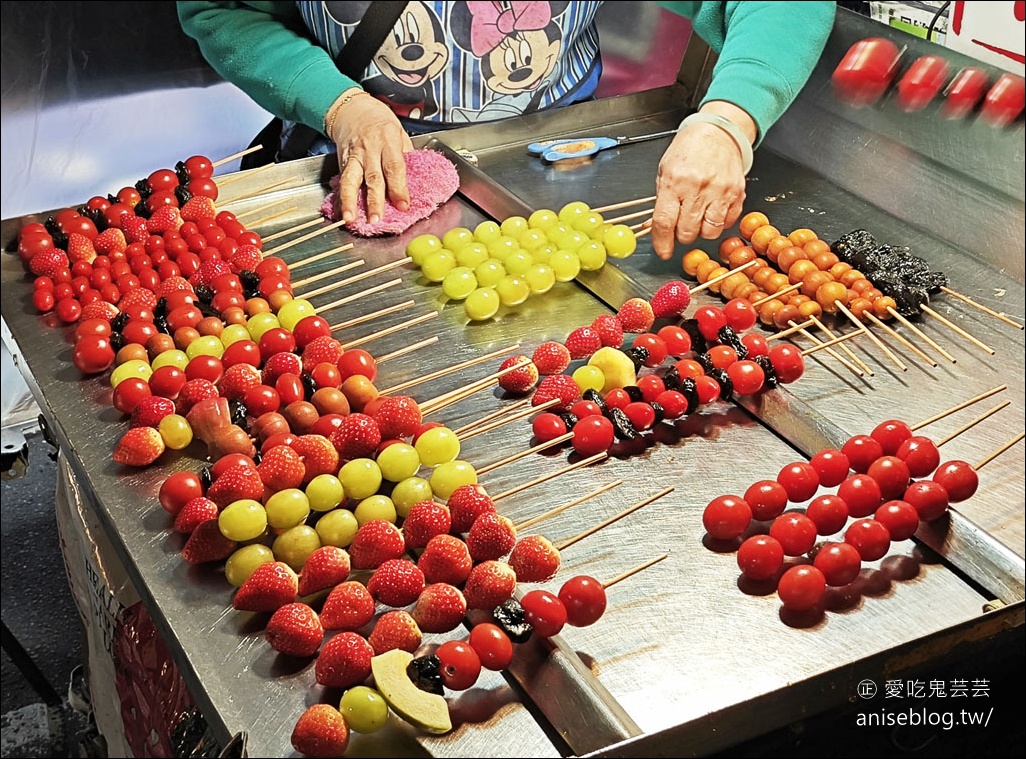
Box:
650, 104, 755, 260
326, 90, 414, 224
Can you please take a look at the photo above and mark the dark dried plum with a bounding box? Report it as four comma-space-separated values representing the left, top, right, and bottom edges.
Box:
301, 373, 318, 401
199, 466, 213, 491
661, 365, 683, 392
755, 355, 778, 388
679, 377, 699, 413
582, 388, 607, 412
154, 297, 169, 319
556, 411, 579, 431
831, 229, 876, 260
109, 332, 125, 352
195, 284, 215, 305
239, 270, 261, 298
623, 346, 649, 371
228, 399, 248, 429
605, 407, 639, 440
134, 178, 153, 199
710, 368, 733, 400
681, 318, 708, 354
623, 385, 643, 402
716, 325, 747, 359
493, 599, 533, 643
696, 352, 715, 374
111, 312, 130, 333
174, 186, 193, 206
174, 161, 190, 186
649, 402, 665, 424
407, 655, 445, 696
153, 315, 171, 335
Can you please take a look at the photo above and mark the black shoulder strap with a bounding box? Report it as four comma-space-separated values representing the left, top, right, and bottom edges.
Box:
335, 1, 409, 80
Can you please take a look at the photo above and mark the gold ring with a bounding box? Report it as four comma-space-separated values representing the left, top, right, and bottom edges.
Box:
704, 218, 725, 227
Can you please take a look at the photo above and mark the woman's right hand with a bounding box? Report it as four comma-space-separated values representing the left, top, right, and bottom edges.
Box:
326, 90, 414, 224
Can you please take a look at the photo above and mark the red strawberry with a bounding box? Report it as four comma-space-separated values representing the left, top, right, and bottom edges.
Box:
65, 233, 96, 264
118, 287, 158, 311
349, 520, 406, 570
372, 395, 422, 440
298, 546, 351, 596
651, 280, 692, 318
228, 244, 262, 274
330, 413, 381, 461
181, 518, 237, 564
591, 314, 624, 348
257, 444, 305, 492
367, 559, 425, 607
507, 534, 561, 582
368, 610, 422, 655
564, 325, 602, 360
176, 378, 220, 415
180, 195, 217, 223
411, 583, 467, 633
29, 249, 69, 278
206, 464, 264, 509
616, 298, 655, 333
93, 228, 127, 256
402, 501, 451, 549
112, 426, 165, 466
314, 631, 374, 688
463, 560, 517, 610
290, 434, 339, 483
417, 534, 473, 586
291, 704, 350, 758
173, 496, 219, 534
147, 205, 182, 234
154, 275, 194, 300
447, 484, 496, 534
531, 374, 580, 411
80, 301, 119, 322
531, 341, 571, 376
120, 215, 150, 244
266, 602, 324, 657
130, 396, 176, 428
233, 561, 298, 612
218, 363, 262, 400
496, 355, 539, 394
189, 259, 232, 288
261, 351, 303, 386
320, 581, 375, 631
301, 336, 345, 373
466, 512, 517, 561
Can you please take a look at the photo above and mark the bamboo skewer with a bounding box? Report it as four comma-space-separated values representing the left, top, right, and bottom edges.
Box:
260, 216, 325, 244
293, 260, 367, 289
767, 318, 816, 342
788, 322, 865, 377
629, 219, 652, 232
297, 257, 412, 299
457, 398, 559, 441
800, 329, 864, 356
212, 145, 263, 169
233, 199, 294, 221
910, 384, 1006, 431
378, 344, 521, 396
634, 226, 652, 239
920, 304, 995, 355
492, 452, 607, 502
216, 162, 276, 187
222, 177, 294, 204
556, 487, 673, 551
286, 243, 356, 271
262, 219, 348, 258
690, 259, 759, 295
513, 481, 623, 534
245, 206, 301, 229
751, 283, 801, 309
330, 299, 415, 334
315, 278, 402, 313
940, 286, 1023, 330
603, 554, 669, 589
974, 433, 1025, 471
864, 311, 938, 368
886, 307, 957, 363
592, 196, 656, 215
341, 311, 438, 350
376, 335, 438, 364
606, 207, 653, 225
454, 398, 534, 438
421, 358, 534, 415
834, 301, 907, 372
810, 315, 874, 376
935, 401, 1010, 447
476, 432, 575, 476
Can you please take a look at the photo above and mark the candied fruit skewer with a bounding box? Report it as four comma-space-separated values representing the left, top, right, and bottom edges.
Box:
514, 480, 623, 533
420, 357, 534, 416
556, 486, 674, 551
257, 214, 323, 242
864, 311, 938, 368
261, 219, 348, 258
591, 195, 656, 214
453, 398, 533, 437
211, 144, 264, 169
833, 299, 908, 372
910, 384, 1006, 431
456, 398, 560, 441
787, 321, 866, 378
919, 304, 995, 355
379, 344, 521, 396
314, 278, 402, 314
808, 315, 874, 376
475, 432, 576, 476
492, 452, 607, 502
934, 401, 1011, 448
975, 432, 1025, 470
297, 257, 413, 299
376, 335, 438, 364
886, 306, 957, 363
939, 286, 1024, 330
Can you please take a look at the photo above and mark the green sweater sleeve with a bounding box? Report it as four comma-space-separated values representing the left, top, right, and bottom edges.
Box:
659, 1, 835, 143
177, 1, 360, 133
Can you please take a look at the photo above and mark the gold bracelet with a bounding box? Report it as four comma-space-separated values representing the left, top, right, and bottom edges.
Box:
325, 89, 367, 137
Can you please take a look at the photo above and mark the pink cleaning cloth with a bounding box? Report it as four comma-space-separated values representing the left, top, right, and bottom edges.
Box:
320, 148, 461, 236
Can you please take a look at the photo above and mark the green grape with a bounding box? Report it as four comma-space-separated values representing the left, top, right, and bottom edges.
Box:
219, 324, 252, 348
517, 228, 548, 252
544, 220, 572, 242
496, 275, 531, 306
406, 234, 443, 265
558, 200, 591, 225
603, 224, 638, 258
429, 460, 479, 500
473, 220, 502, 243
531, 242, 556, 265
441, 266, 479, 301
577, 240, 608, 271
590, 221, 614, 240
264, 488, 311, 530
421, 249, 457, 283
276, 298, 317, 331
339, 458, 383, 500
391, 477, 433, 518
375, 442, 421, 482
306, 474, 345, 512
158, 414, 193, 450
246, 312, 280, 341
315, 509, 359, 547
442, 226, 475, 252
486, 235, 519, 259
549, 250, 581, 282
354, 494, 397, 526
572, 364, 606, 393
272, 525, 321, 571
414, 426, 461, 466
525, 263, 556, 294
528, 208, 560, 231
455, 242, 489, 269
339, 686, 389, 733
225, 544, 275, 588
572, 211, 605, 234
150, 350, 189, 372
186, 335, 224, 359
499, 215, 529, 238
473, 260, 506, 287
464, 287, 501, 321
218, 498, 268, 542
502, 250, 534, 277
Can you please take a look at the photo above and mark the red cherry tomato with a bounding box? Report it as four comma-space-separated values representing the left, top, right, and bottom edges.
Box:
571, 400, 603, 419
844, 518, 891, 561
55, 297, 82, 323
434, 640, 482, 691
841, 434, 884, 474
603, 388, 632, 410
468, 622, 514, 670
981, 72, 1025, 128
813, 542, 862, 586
187, 177, 218, 200
837, 473, 882, 518
337, 349, 377, 382
520, 589, 568, 639
243, 384, 281, 416
874, 499, 920, 541
727, 359, 765, 396
866, 455, 911, 501
571, 415, 614, 456
32, 290, 56, 313
111, 377, 151, 415
310, 362, 342, 390
702, 494, 752, 541
722, 297, 758, 332
184, 154, 214, 179
210, 453, 257, 479
258, 327, 297, 363
693, 373, 721, 404
768, 343, 804, 384
903, 479, 949, 522
870, 419, 912, 456
221, 339, 262, 369
149, 365, 187, 399
740, 332, 769, 359
832, 37, 901, 107
744, 479, 789, 521
532, 412, 568, 443
185, 355, 224, 384
635, 374, 665, 403
707, 344, 738, 371
897, 54, 950, 112
943, 66, 989, 119
158, 471, 205, 516
776, 461, 820, 503
558, 575, 607, 627
895, 435, 940, 478
769, 512, 818, 556
809, 448, 851, 488
806, 494, 850, 536
777, 565, 826, 611
275, 373, 305, 406
624, 401, 656, 431
292, 315, 333, 348
654, 389, 689, 419
932, 460, 979, 503
693, 305, 728, 343
656, 325, 691, 357
72, 334, 116, 375
737, 535, 785, 581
